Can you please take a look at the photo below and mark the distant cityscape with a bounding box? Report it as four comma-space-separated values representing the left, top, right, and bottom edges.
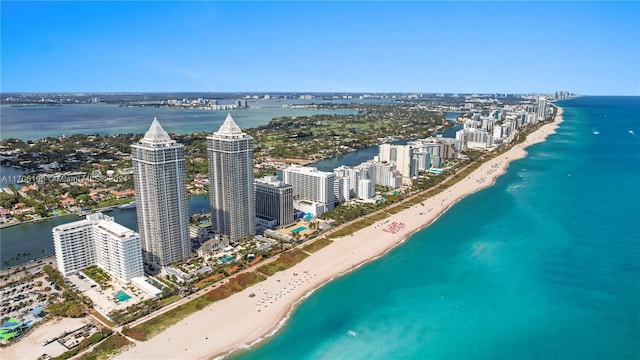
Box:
1, 91, 574, 106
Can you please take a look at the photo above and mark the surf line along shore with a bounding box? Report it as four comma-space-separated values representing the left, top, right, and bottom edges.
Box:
115, 107, 564, 360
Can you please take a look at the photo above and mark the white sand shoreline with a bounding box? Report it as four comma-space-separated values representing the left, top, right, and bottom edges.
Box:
111, 107, 564, 360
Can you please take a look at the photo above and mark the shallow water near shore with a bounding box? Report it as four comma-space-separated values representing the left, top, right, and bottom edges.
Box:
232, 97, 640, 359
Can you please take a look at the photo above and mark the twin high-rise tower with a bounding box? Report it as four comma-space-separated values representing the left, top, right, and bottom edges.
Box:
132, 114, 255, 269
207, 114, 256, 242
131, 119, 190, 268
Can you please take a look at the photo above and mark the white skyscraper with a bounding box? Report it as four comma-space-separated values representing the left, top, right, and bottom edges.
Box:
334, 165, 358, 199
207, 114, 256, 242
369, 161, 403, 189
378, 143, 415, 183
53, 217, 96, 276
283, 165, 335, 215
357, 179, 374, 200
93, 219, 144, 283
537, 97, 547, 121
53, 213, 144, 283
131, 118, 190, 268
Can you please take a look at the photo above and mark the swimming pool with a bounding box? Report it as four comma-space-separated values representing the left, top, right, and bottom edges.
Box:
291, 226, 307, 233
115, 290, 131, 302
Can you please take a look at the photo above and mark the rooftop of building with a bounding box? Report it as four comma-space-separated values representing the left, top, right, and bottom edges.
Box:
53, 212, 137, 240
255, 175, 291, 188
96, 219, 138, 240
284, 164, 333, 176
53, 218, 92, 232
134, 118, 182, 148
209, 113, 252, 140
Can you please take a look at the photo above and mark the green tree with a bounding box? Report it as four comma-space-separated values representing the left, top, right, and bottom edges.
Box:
66, 303, 85, 317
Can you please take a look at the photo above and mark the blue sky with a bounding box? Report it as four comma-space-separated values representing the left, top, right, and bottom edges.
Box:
1, 1, 639, 95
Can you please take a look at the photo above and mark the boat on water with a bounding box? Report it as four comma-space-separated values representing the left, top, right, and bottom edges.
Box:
347, 330, 359, 337
593, 130, 600, 135
118, 201, 136, 209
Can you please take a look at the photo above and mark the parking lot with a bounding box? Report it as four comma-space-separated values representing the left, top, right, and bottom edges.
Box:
0, 277, 60, 324
0, 256, 57, 288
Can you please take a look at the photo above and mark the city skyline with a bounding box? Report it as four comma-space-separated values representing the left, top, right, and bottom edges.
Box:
2, 2, 639, 95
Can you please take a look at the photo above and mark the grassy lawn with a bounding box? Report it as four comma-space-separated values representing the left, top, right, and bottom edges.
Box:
402, 197, 422, 207
368, 212, 390, 222
327, 218, 375, 238
89, 309, 115, 328
81, 266, 111, 289
302, 238, 333, 253
386, 204, 407, 215
157, 294, 181, 307
79, 333, 132, 360
97, 197, 133, 208
257, 249, 309, 276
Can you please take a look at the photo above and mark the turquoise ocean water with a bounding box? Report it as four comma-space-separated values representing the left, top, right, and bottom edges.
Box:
233, 97, 640, 359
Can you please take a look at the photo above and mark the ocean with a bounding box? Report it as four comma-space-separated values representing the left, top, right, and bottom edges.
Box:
232, 97, 640, 359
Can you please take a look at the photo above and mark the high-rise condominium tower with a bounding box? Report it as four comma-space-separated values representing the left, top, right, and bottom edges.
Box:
537, 97, 547, 121
53, 213, 143, 283
131, 118, 190, 267
207, 114, 256, 242
255, 176, 295, 229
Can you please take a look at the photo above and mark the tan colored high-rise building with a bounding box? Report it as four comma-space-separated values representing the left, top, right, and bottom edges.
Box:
207, 114, 256, 242
131, 118, 190, 268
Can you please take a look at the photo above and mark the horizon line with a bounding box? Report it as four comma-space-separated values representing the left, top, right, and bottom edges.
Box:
2, 91, 638, 96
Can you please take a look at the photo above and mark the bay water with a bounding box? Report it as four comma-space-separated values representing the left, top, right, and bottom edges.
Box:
0, 102, 357, 141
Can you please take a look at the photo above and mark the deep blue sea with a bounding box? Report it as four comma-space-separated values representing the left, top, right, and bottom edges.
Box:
232, 97, 640, 359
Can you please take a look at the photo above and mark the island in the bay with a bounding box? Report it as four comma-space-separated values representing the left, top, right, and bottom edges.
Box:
0, 91, 570, 360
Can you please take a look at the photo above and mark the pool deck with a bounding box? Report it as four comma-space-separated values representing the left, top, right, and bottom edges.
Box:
291, 226, 307, 233
115, 291, 132, 302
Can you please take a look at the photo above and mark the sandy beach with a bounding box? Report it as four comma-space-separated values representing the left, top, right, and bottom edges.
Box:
111, 108, 563, 360
0, 317, 92, 360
